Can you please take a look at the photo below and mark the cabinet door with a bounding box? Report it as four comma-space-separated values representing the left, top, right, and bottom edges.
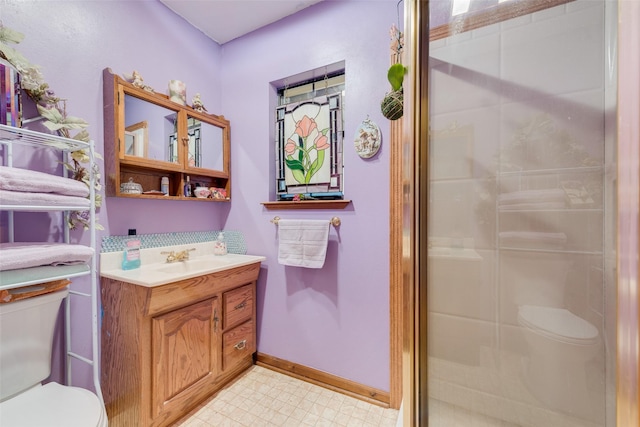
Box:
152, 297, 220, 418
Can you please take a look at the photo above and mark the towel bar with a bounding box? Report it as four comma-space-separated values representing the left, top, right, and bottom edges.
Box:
270, 216, 341, 227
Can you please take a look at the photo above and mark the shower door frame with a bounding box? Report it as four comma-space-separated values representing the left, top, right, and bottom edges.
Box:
396, 0, 640, 425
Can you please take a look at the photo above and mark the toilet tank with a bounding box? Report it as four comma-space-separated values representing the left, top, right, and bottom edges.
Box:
501, 250, 572, 308
0, 289, 68, 402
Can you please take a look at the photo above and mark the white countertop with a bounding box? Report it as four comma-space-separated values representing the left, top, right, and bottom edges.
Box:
100, 242, 265, 287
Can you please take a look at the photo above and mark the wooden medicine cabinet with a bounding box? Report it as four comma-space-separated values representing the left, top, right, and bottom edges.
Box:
103, 68, 231, 201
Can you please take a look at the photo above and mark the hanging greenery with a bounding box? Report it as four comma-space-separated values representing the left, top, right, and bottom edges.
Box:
381, 24, 406, 121
0, 23, 103, 230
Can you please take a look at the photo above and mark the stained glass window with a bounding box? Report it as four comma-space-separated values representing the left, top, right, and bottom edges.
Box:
275, 73, 344, 201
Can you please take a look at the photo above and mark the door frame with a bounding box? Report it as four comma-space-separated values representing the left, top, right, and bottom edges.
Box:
392, 0, 640, 424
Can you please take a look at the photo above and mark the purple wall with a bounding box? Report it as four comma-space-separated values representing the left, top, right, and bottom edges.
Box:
3, 1, 227, 238
220, 0, 395, 391
3, 0, 396, 392
2, 0, 225, 390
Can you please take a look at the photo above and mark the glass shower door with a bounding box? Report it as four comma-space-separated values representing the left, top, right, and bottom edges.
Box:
426, 0, 616, 425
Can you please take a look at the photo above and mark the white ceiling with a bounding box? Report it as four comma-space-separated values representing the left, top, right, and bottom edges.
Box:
159, 0, 325, 45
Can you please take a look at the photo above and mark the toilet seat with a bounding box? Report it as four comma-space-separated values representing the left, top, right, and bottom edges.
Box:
518, 305, 599, 345
0, 382, 106, 427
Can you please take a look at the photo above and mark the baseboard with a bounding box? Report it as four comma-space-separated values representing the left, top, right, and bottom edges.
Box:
255, 352, 390, 408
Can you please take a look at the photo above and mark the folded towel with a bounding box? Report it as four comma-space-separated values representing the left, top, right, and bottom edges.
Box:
278, 219, 329, 268
0, 189, 91, 209
0, 242, 94, 271
498, 189, 565, 206
0, 166, 89, 198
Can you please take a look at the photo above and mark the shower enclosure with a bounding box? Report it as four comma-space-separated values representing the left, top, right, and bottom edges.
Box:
424, 0, 618, 425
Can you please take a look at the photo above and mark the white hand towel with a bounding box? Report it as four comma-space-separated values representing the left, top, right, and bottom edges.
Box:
277, 219, 330, 268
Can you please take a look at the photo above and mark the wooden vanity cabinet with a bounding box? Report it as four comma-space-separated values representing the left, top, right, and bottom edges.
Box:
101, 263, 260, 427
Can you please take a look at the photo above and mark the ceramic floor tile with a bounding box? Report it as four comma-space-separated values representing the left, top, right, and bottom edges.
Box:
175, 365, 399, 426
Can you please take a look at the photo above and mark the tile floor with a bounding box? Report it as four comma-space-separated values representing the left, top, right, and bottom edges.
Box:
176, 365, 399, 427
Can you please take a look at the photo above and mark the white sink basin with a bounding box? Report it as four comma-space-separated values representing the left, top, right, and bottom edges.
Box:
100, 253, 266, 287
157, 257, 232, 274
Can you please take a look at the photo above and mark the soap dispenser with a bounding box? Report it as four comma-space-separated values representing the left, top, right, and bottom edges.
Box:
214, 232, 227, 256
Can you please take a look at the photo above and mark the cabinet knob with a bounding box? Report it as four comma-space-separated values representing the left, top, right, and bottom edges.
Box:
234, 301, 247, 310
234, 340, 247, 351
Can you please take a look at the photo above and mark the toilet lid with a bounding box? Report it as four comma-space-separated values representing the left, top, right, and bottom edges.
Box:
518, 305, 599, 344
0, 382, 106, 427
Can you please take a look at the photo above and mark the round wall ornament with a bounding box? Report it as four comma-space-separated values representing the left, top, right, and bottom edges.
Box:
354, 117, 381, 159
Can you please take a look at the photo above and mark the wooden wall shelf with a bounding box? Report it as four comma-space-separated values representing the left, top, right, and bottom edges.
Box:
261, 200, 352, 210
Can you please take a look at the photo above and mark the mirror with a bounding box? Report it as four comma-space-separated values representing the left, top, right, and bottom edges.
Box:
123, 94, 227, 172
124, 120, 148, 157
124, 94, 179, 163
186, 115, 224, 170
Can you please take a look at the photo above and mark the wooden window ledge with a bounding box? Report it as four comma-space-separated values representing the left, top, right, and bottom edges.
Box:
261, 200, 352, 210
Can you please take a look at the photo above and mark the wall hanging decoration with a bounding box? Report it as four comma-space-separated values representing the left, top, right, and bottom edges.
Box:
381, 23, 406, 121
354, 117, 381, 159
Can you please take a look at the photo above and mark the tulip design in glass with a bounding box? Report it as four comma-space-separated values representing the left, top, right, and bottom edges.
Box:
275, 91, 343, 200
283, 103, 331, 186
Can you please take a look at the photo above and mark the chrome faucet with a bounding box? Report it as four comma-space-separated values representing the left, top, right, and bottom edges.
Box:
161, 248, 195, 263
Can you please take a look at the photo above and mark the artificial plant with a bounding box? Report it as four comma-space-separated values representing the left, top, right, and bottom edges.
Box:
0, 24, 103, 230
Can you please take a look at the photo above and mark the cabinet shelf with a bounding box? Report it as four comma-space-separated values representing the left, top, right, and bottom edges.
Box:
0, 264, 90, 292
117, 193, 229, 202
0, 203, 91, 211
0, 124, 90, 151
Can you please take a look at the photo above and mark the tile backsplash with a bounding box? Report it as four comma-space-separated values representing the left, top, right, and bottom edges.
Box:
101, 230, 246, 255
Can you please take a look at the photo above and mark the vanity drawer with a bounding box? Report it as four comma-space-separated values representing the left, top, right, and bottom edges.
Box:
223, 284, 253, 329
222, 319, 255, 370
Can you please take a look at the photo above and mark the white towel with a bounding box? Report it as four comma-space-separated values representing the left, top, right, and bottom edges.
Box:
277, 219, 329, 268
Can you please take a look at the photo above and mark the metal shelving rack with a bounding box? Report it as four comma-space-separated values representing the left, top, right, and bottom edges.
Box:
0, 123, 104, 405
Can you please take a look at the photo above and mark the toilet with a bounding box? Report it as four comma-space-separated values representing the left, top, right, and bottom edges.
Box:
0, 289, 107, 427
502, 250, 601, 417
